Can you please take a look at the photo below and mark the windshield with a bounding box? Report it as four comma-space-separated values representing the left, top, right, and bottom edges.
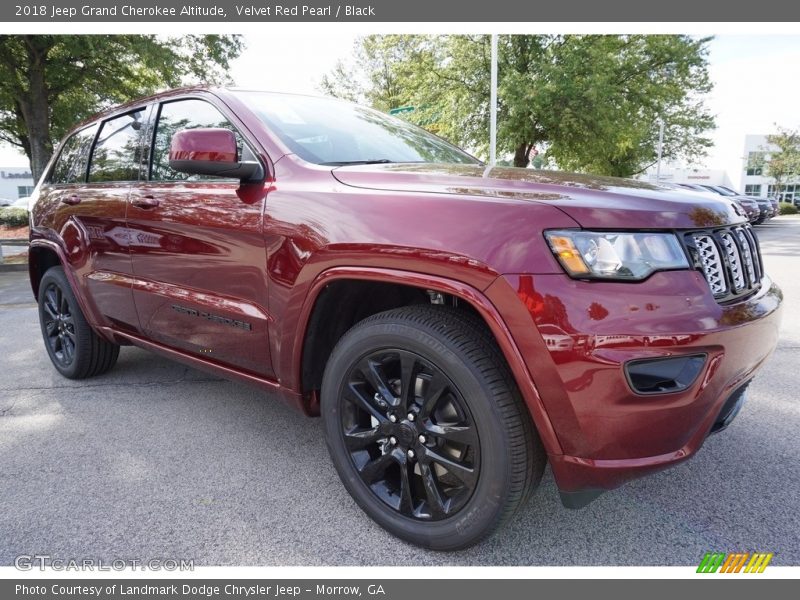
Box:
718, 186, 741, 195
235, 91, 480, 166
703, 185, 735, 196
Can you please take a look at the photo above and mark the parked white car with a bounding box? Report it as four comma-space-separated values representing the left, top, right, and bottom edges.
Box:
10, 196, 31, 210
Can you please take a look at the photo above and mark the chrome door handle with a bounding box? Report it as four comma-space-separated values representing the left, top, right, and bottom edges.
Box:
131, 196, 160, 209
61, 194, 81, 206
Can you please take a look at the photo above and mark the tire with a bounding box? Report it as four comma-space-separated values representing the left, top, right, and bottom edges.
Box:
38, 266, 120, 379
321, 305, 545, 550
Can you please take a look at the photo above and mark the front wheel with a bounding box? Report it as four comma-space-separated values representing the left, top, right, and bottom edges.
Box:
38, 266, 120, 379
321, 305, 545, 550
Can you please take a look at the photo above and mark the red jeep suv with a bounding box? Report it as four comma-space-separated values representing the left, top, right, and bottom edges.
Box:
28, 88, 783, 550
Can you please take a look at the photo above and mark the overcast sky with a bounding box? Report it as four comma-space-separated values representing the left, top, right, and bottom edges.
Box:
2, 33, 799, 189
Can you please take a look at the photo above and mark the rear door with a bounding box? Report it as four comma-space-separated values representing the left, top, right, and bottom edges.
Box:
38, 109, 145, 332
127, 97, 273, 377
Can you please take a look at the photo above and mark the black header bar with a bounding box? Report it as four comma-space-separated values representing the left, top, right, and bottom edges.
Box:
3, 0, 800, 22
3, 578, 798, 600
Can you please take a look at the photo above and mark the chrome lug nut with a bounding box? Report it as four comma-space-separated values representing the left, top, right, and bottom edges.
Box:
388, 414, 398, 423
418, 434, 427, 444
407, 412, 415, 422
407, 449, 415, 460
388, 436, 397, 446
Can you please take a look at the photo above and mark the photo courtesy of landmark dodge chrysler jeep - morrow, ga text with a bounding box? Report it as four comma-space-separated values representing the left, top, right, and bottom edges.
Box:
27, 88, 783, 550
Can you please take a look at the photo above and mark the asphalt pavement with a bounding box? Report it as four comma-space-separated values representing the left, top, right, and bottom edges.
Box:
1, 217, 798, 566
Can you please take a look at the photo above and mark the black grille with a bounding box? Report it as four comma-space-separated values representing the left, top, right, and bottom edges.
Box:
683, 224, 763, 303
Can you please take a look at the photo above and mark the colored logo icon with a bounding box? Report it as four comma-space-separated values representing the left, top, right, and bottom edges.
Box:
697, 552, 773, 573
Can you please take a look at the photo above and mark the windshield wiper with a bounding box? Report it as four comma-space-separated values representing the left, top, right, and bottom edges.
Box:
321, 159, 395, 166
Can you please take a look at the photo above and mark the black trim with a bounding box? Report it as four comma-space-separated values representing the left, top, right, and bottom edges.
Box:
624, 353, 707, 396
168, 158, 264, 183
710, 382, 750, 435
559, 488, 605, 509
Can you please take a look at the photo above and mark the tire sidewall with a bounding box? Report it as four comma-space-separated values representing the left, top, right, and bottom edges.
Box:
322, 319, 516, 550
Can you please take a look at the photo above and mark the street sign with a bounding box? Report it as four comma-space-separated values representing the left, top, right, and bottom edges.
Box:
389, 106, 415, 115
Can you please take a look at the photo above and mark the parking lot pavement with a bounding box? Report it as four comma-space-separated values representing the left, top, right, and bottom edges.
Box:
1, 217, 798, 567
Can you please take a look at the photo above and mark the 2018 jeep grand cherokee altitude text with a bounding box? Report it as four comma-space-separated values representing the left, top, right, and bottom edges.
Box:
29, 88, 783, 550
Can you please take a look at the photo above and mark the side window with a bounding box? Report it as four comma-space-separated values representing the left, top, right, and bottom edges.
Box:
50, 124, 98, 184
88, 109, 146, 183
151, 99, 244, 182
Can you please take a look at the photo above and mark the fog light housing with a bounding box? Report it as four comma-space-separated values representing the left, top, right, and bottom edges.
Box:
625, 354, 706, 395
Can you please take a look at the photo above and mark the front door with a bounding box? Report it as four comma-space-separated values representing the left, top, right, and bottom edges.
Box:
79, 108, 147, 331
127, 97, 273, 378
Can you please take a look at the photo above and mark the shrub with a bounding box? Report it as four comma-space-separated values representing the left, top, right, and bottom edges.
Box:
0, 207, 29, 227
779, 202, 799, 215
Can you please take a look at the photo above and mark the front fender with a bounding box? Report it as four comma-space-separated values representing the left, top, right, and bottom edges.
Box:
284, 265, 563, 456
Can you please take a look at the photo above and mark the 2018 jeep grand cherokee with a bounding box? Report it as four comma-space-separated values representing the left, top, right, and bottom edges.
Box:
28, 88, 783, 550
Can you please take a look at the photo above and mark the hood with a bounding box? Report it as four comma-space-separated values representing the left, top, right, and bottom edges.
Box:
331, 163, 747, 229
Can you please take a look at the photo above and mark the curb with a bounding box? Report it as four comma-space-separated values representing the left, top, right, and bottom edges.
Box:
1, 238, 29, 271
0, 263, 27, 272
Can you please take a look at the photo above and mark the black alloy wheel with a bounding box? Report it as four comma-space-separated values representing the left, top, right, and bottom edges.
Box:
37, 266, 120, 379
341, 348, 480, 520
41, 280, 77, 368
322, 305, 546, 550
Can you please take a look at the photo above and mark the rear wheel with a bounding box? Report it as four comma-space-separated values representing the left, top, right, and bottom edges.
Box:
321, 305, 545, 550
38, 266, 120, 379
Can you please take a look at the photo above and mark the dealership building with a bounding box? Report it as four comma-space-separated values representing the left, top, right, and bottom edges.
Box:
0, 167, 35, 201
639, 134, 799, 204
740, 134, 800, 203
640, 166, 734, 188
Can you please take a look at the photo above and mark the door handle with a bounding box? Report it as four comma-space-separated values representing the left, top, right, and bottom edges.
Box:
131, 196, 160, 209
60, 194, 81, 206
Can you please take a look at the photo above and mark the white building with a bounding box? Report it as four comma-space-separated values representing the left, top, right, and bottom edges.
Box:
640, 164, 734, 188
0, 167, 35, 201
741, 134, 800, 204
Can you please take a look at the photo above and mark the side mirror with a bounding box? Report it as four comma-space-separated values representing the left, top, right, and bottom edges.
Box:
168, 128, 264, 183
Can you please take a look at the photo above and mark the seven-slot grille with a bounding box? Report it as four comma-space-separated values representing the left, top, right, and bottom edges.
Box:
685, 225, 763, 302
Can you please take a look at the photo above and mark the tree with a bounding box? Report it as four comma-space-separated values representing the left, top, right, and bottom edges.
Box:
762, 127, 800, 200
0, 35, 243, 180
320, 35, 433, 112
321, 35, 715, 176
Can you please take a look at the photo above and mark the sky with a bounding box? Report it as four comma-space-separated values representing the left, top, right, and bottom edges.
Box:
703, 35, 800, 187
2, 33, 799, 190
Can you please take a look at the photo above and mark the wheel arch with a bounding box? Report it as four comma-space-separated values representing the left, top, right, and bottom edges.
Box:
293, 266, 563, 455
28, 240, 74, 301
28, 239, 113, 343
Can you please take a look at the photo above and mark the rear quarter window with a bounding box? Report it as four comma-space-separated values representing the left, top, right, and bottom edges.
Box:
49, 124, 99, 185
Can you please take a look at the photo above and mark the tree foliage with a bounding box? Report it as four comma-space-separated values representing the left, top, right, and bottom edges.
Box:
321, 35, 715, 176
0, 35, 243, 180
763, 126, 800, 199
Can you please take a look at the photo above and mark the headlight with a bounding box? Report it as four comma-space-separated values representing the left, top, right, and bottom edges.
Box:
544, 230, 689, 280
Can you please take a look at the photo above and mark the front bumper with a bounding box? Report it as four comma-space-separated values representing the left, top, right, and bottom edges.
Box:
485, 270, 783, 503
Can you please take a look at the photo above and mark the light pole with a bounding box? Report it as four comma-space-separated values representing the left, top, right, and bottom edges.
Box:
490, 34, 498, 167
655, 118, 665, 182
